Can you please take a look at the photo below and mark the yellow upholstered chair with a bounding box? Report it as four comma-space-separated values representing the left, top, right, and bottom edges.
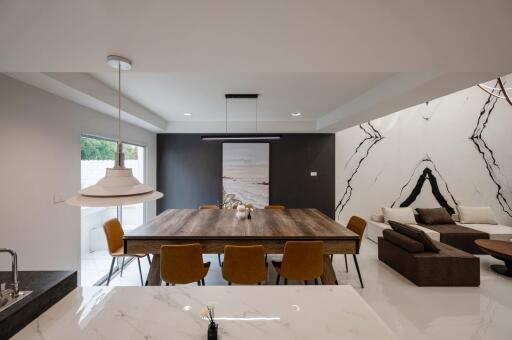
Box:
103, 218, 150, 286
199, 205, 220, 209
199, 204, 222, 265
330, 216, 366, 288
264, 205, 286, 210
272, 241, 324, 285
222, 245, 268, 285
160, 244, 210, 286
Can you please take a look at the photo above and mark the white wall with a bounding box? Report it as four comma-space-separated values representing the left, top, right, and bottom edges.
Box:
0, 74, 157, 272
335, 75, 512, 226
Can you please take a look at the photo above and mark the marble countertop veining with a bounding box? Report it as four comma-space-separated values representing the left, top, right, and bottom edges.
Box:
14, 285, 398, 340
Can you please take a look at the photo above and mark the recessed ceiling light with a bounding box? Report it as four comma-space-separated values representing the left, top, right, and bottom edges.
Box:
183, 112, 192, 116
291, 112, 302, 117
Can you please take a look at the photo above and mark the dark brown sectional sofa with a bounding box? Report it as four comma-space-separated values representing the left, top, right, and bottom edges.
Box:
378, 222, 480, 286
416, 223, 489, 254
413, 207, 489, 254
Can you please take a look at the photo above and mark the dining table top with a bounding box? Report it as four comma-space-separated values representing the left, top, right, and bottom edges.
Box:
124, 208, 358, 240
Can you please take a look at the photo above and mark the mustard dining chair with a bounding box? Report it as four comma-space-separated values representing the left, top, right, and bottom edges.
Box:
103, 218, 151, 286
198, 204, 222, 266
160, 244, 210, 286
272, 241, 324, 285
264, 205, 286, 209
222, 245, 268, 285
199, 205, 220, 209
330, 216, 366, 288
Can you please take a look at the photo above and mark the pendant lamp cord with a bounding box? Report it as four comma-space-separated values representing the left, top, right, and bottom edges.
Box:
255, 97, 258, 132
118, 61, 122, 146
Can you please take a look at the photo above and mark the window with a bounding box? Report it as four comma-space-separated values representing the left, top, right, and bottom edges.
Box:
80, 136, 146, 286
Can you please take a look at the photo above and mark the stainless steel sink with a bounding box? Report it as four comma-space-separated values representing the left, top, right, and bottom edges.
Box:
0, 290, 32, 313
0, 248, 29, 313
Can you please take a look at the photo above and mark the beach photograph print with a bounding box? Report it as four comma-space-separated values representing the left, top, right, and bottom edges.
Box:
222, 143, 269, 208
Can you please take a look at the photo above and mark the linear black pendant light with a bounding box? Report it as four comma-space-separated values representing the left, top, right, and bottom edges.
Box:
201, 93, 281, 141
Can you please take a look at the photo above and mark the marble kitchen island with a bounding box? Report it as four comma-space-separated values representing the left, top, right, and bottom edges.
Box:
14, 285, 397, 340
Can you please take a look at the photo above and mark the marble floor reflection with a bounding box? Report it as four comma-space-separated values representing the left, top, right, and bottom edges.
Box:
85, 241, 512, 340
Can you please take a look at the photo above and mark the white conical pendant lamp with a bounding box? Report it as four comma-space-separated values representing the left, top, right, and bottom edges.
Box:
66, 55, 163, 207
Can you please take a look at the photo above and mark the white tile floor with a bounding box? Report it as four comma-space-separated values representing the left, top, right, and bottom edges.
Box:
85, 241, 512, 339
81, 250, 113, 286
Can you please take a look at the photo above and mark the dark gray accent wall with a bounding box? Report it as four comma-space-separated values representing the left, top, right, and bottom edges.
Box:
157, 134, 335, 218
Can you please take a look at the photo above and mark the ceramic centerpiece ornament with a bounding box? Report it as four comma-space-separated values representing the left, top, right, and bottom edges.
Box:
236, 205, 247, 220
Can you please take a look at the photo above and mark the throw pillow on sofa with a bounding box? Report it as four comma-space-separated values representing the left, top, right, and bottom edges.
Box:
457, 206, 498, 224
382, 207, 417, 224
382, 229, 425, 253
416, 207, 455, 225
389, 220, 440, 253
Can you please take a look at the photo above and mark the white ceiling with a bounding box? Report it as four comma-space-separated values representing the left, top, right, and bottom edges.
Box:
0, 0, 511, 72
1, 1, 511, 133
90, 72, 395, 122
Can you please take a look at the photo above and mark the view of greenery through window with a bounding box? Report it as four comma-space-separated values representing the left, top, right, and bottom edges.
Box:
81, 136, 138, 160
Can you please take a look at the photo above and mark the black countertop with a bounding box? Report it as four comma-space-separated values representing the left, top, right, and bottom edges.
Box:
0, 271, 77, 339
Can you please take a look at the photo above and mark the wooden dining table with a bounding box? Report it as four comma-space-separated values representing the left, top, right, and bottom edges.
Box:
124, 208, 360, 285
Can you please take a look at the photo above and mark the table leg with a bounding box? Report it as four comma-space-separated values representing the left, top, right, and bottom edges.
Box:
320, 254, 338, 285
146, 254, 161, 286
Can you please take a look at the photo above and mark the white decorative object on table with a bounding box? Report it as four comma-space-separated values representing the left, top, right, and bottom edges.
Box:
236, 205, 247, 220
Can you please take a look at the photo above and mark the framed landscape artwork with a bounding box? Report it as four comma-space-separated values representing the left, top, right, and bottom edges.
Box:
222, 143, 269, 208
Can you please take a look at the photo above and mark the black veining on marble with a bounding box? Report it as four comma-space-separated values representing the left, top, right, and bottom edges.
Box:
470, 83, 512, 217
391, 156, 458, 214
336, 122, 383, 219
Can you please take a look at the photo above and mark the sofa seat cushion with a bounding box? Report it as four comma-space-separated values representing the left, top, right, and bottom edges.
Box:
383, 229, 425, 253
457, 223, 512, 242
418, 223, 489, 254
389, 220, 440, 252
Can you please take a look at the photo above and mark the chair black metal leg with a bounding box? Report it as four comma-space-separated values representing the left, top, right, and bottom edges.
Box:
353, 255, 364, 288
344, 254, 348, 273
257, 282, 261, 285
265, 254, 268, 262
147, 255, 152, 265
201, 278, 205, 286
314, 278, 319, 285
284, 278, 288, 285
304, 280, 308, 285
106, 257, 115, 286
330, 254, 333, 262
228, 282, 232, 286
197, 281, 201, 286
275, 274, 280, 285
137, 258, 144, 286
218, 254, 222, 267
120, 257, 125, 277
166, 282, 169, 286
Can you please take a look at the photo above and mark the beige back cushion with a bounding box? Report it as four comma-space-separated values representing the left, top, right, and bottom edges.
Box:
458, 206, 498, 224
382, 207, 417, 225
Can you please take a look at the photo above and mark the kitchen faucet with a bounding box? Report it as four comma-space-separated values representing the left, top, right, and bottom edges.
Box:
0, 249, 19, 298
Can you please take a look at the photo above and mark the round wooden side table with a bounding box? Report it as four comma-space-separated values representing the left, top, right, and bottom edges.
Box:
475, 239, 512, 277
